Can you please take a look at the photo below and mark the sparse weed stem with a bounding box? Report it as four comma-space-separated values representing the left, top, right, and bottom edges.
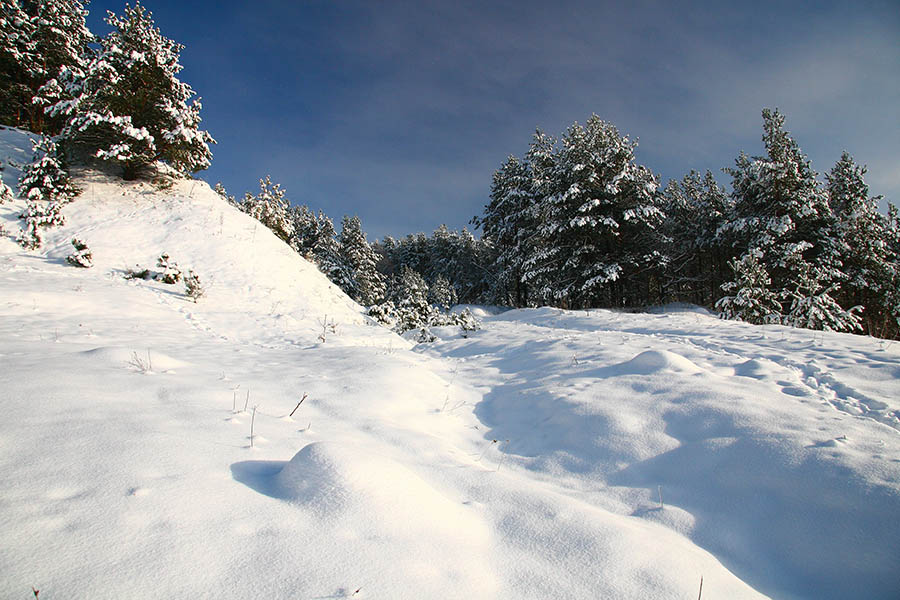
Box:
127, 349, 153, 373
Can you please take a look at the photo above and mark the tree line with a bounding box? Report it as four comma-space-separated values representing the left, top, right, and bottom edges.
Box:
4, 2, 897, 338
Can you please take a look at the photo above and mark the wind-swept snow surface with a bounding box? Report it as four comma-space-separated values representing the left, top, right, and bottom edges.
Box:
1, 128, 898, 598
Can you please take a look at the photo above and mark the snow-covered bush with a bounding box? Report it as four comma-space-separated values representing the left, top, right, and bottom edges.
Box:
184, 269, 204, 302
65, 238, 92, 268
0, 161, 13, 203
17, 220, 41, 249
366, 300, 397, 327
155, 253, 181, 284
416, 327, 437, 343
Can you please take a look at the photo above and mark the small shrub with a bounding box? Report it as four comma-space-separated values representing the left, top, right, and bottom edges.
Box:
124, 267, 152, 280
184, 269, 205, 302
155, 253, 182, 284
66, 238, 93, 268
17, 221, 41, 249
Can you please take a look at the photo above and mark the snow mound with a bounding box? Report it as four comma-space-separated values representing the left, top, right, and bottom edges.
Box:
734, 358, 779, 380
274, 442, 497, 595
614, 349, 702, 374
276, 442, 471, 531
80, 346, 188, 370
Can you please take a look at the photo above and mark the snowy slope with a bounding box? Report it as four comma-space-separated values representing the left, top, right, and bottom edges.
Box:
1, 127, 898, 599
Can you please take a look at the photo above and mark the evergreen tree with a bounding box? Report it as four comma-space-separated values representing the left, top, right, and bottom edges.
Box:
389, 265, 433, 332
715, 253, 782, 324
662, 170, 731, 304
827, 152, 898, 335
311, 212, 352, 289
242, 175, 293, 243
45, 2, 213, 179
478, 154, 535, 305
26, 0, 95, 133
719, 109, 846, 329
0, 0, 39, 128
17, 135, 76, 202
429, 275, 457, 312
339, 215, 385, 306
1, 1, 93, 132
723, 109, 842, 291
781, 251, 861, 332
213, 181, 238, 208
524, 116, 663, 307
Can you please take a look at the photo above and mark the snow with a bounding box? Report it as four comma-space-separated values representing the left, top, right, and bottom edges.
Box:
1, 126, 898, 599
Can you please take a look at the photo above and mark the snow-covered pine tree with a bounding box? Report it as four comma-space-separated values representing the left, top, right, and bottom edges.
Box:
44, 2, 213, 179
518, 128, 560, 306
477, 154, 535, 306
524, 115, 664, 308
662, 170, 732, 305
0, 0, 39, 128
389, 265, 433, 332
312, 211, 352, 286
722, 109, 843, 311
17, 134, 76, 202
242, 175, 294, 243
26, 0, 94, 134
339, 215, 385, 306
184, 269, 204, 302
826, 152, 897, 336
0, 0, 92, 132
213, 182, 239, 208
429, 274, 457, 312
289, 204, 320, 259
155, 253, 181, 284
715, 252, 782, 325
780, 250, 861, 332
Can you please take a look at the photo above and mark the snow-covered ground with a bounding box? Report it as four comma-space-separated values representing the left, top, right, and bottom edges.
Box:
1, 127, 898, 599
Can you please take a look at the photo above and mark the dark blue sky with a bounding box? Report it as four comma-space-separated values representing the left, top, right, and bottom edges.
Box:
85, 0, 899, 240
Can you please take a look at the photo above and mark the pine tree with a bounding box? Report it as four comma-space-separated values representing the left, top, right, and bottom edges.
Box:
213, 181, 239, 208
477, 154, 534, 305
662, 170, 731, 304
45, 2, 213, 178
429, 274, 457, 312
781, 251, 861, 332
26, 0, 94, 133
242, 175, 294, 243
524, 116, 663, 307
0, 1, 91, 131
723, 109, 842, 290
311, 212, 352, 289
715, 252, 782, 324
339, 215, 385, 306
825, 153, 898, 336
17, 135, 76, 202
389, 265, 433, 332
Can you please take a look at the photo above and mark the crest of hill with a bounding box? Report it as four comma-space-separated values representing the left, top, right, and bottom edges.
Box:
0, 127, 375, 346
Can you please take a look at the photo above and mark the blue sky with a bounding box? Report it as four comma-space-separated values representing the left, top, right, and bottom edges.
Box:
85, 0, 899, 240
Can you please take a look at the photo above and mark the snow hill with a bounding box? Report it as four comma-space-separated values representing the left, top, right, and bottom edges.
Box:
1, 126, 898, 599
